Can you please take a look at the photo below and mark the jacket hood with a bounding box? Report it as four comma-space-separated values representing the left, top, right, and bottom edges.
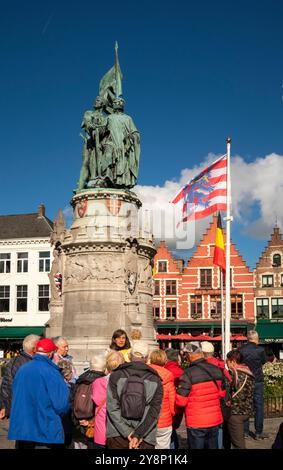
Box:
149, 364, 174, 384
165, 361, 183, 373
117, 360, 160, 378
34, 353, 61, 371
77, 369, 105, 385
166, 360, 182, 369
235, 363, 254, 378
206, 356, 225, 370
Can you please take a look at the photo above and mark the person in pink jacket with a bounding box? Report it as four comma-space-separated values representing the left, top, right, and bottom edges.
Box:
92, 351, 124, 448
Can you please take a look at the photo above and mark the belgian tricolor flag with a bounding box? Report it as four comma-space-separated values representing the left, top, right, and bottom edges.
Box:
213, 212, 226, 271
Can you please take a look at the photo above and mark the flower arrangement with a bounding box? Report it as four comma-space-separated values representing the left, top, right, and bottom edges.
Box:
263, 361, 283, 397
0, 359, 9, 377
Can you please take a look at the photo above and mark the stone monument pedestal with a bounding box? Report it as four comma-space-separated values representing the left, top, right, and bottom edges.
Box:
48, 188, 156, 371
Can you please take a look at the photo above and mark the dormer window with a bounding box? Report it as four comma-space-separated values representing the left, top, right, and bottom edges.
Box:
272, 254, 281, 267
158, 261, 167, 273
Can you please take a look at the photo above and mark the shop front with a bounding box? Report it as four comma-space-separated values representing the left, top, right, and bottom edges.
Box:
0, 327, 45, 358
155, 321, 253, 354
256, 319, 283, 359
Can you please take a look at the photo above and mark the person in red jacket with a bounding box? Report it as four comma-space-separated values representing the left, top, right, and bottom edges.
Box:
149, 350, 176, 449
165, 348, 184, 449
164, 348, 183, 387
176, 342, 227, 449
201, 342, 231, 382
201, 341, 232, 449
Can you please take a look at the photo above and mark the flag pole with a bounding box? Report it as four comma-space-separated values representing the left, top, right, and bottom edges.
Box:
115, 41, 119, 98
220, 268, 225, 359
224, 137, 232, 360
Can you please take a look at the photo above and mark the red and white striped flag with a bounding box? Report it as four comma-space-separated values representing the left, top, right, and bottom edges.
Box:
54, 272, 62, 297
171, 154, 227, 224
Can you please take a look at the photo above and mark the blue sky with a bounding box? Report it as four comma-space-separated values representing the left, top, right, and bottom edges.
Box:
1, 0, 283, 268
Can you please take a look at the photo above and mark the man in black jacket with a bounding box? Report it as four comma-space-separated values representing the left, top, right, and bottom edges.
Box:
106, 341, 163, 449
0, 334, 39, 419
239, 330, 268, 439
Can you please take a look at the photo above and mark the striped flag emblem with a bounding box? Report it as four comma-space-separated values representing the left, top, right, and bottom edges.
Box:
171, 154, 227, 224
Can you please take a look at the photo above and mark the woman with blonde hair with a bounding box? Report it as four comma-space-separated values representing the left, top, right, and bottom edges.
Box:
149, 349, 176, 449
92, 351, 124, 448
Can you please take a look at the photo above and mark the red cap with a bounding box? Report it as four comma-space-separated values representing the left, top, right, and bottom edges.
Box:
36, 338, 58, 353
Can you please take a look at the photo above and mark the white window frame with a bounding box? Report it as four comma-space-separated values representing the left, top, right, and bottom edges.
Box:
0, 285, 10, 312
256, 298, 269, 319
165, 300, 177, 320
17, 252, 28, 273
262, 274, 274, 287
271, 297, 283, 319
0, 253, 11, 274
16, 285, 28, 312
38, 284, 50, 312
39, 251, 51, 273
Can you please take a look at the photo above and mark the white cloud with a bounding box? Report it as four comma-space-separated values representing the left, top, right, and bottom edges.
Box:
135, 152, 283, 243
231, 153, 283, 238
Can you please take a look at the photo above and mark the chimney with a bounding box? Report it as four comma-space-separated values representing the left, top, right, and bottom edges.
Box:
38, 203, 45, 218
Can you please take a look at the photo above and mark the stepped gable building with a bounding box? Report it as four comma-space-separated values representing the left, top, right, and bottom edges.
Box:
254, 225, 283, 353
153, 215, 255, 348
0, 204, 53, 352
153, 240, 183, 323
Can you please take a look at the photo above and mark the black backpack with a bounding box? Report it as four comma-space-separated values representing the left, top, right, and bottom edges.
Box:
120, 371, 151, 420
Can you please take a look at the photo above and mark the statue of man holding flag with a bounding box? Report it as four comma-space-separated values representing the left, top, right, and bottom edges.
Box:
102, 97, 140, 188
77, 42, 140, 190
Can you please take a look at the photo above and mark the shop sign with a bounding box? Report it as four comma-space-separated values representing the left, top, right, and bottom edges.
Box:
264, 338, 283, 343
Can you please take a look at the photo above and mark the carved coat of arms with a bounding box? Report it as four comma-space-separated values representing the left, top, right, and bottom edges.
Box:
127, 272, 138, 295
106, 198, 122, 215
77, 199, 88, 218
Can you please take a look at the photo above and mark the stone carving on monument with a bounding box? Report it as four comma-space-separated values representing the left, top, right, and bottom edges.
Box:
139, 257, 154, 290
46, 209, 66, 338
125, 238, 139, 295
47, 43, 156, 369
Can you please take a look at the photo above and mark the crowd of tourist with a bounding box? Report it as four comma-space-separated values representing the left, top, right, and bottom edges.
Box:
0, 328, 281, 450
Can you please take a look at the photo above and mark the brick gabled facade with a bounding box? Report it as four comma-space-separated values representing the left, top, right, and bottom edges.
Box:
153, 215, 255, 339
254, 227, 283, 343
153, 241, 183, 322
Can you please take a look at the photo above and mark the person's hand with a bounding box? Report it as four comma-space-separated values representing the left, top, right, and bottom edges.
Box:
0, 408, 6, 420
129, 436, 142, 449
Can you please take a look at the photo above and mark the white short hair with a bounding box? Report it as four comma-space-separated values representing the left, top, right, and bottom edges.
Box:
90, 354, 106, 372
247, 330, 259, 342
54, 336, 68, 347
23, 335, 40, 353
131, 341, 149, 359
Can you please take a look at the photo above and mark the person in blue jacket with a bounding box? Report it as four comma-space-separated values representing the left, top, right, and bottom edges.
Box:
8, 338, 70, 449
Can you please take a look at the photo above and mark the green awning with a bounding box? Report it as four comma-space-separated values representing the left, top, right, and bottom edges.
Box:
0, 327, 45, 339
256, 320, 283, 343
